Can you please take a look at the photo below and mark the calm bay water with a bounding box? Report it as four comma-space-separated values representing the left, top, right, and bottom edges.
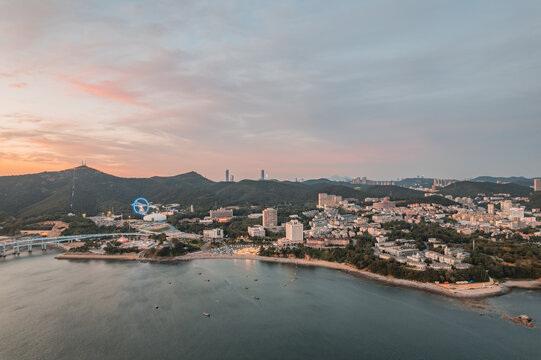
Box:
1, 253, 540, 360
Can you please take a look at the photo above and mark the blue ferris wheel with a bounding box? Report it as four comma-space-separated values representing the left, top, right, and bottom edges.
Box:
133, 197, 150, 215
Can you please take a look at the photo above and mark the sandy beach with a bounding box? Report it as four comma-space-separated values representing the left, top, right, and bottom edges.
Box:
56, 251, 518, 299
502, 279, 541, 290
56, 253, 140, 261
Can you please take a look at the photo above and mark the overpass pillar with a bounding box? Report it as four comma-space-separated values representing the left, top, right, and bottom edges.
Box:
28, 245, 32, 253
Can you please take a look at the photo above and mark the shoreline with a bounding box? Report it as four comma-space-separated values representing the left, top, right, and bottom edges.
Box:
54, 251, 538, 299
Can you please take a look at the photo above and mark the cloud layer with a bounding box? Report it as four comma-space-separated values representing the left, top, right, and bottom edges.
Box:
1, 0, 540, 180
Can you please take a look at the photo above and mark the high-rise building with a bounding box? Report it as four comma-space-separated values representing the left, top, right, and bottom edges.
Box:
260, 170, 265, 180
285, 220, 303, 243
487, 203, 495, 215
231, 175, 235, 182
262, 208, 278, 227
500, 200, 513, 215
535, 179, 541, 191
225, 170, 229, 182
509, 207, 525, 220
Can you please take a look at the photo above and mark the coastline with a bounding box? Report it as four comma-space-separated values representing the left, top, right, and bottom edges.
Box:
55, 253, 140, 261
55, 251, 529, 299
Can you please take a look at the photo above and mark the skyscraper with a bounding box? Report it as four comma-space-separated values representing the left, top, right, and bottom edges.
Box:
501, 200, 513, 215
225, 170, 229, 182
285, 220, 303, 243
262, 208, 278, 227
260, 170, 265, 180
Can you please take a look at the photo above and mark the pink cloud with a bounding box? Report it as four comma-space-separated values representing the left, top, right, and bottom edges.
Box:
9, 82, 27, 88
61, 77, 151, 108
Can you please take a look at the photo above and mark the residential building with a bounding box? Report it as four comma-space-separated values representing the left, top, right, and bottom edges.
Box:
372, 197, 396, 209
509, 207, 525, 220
248, 225, 266, 238
500, 200, 513, 215
535, 179, 541, 191
203, 228, 223, 240
318, 193, 343, 208
286, 220, 303, 242
262, 208, 278, 227
209, 207, 233, 220
305, 238, 350, 248
278, 220, 303, 246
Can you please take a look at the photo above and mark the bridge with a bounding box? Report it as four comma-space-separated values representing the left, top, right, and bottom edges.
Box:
1, 233, 146, 257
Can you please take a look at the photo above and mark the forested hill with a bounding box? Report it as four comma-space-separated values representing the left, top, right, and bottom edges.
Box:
0, 166, 425, 219
470, 176, 536, 187
437, 181, 532, 198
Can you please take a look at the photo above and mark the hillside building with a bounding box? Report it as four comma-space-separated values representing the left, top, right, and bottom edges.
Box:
210, 207, 233, 220
318, 193, 343, 208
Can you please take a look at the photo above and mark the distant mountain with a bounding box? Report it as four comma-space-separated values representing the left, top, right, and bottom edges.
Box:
302, 178, 354, 187
327, 175, 352, 182
471, 176, 537, 187
395, 178, 437, 188
438, 181, 532, 198
0, 166, 429, 220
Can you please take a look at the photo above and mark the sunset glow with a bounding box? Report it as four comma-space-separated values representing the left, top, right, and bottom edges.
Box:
1, 1, 540, 180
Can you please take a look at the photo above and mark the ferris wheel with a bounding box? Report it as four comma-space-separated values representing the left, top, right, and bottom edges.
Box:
132, 197, 150, 215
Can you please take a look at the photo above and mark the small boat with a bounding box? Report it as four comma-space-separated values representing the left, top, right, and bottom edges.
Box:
205, 279, 210, 282
254, 296, 260, 300
244, 287, 249, 290
203, 313, 211, 317
154, 305, 159, 309
254, 279, 258, 282
198, 272, 202, 275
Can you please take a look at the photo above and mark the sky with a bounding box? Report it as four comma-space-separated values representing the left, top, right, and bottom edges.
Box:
1, 0, 540, 181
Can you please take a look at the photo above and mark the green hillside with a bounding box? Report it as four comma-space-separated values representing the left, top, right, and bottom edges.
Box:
0, 166, 428, 220
438, 181, 532, 198
528, 192, 541, 210
471, 176, 536, 187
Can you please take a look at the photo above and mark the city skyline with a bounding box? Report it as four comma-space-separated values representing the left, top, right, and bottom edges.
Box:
1, 1, 540, 180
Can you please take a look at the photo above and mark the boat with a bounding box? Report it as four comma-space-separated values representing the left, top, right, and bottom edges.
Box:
203, 313, 211, 317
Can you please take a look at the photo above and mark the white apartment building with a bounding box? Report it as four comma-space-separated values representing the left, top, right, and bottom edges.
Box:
278, 220, 304, 246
